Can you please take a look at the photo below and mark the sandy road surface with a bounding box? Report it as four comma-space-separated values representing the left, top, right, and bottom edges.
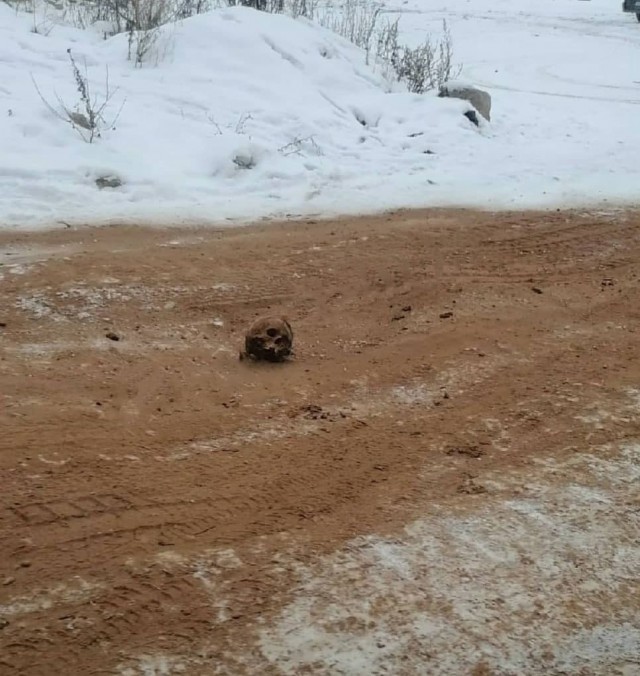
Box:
1, 209, 639, 675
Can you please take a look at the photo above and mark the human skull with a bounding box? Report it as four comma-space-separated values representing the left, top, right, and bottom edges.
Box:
244, 316, 293, 362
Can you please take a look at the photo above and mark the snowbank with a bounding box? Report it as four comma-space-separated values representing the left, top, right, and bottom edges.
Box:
0, 4, 476, 229
1, 0, 639, 230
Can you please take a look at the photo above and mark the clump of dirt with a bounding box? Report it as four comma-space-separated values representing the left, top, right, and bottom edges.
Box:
456, 472, 488, 494
446, 444, 485, 459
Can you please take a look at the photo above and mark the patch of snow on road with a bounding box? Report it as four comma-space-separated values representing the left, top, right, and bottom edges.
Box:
258, 441, 640, 675
0, 577, 104, 618
118, 654, 190, 676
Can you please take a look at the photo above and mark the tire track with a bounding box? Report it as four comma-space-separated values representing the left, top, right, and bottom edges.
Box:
1, 208, 639, 674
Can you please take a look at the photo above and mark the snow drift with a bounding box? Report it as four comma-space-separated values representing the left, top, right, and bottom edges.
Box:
1, 0, 639, 229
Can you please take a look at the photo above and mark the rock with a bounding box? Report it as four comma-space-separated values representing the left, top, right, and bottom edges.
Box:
463, 110, 479, 127
439, 311, 454, 319
95, 175, 123, 189
457, 474, 488, 495
446, 444, 484, 459
532, 287, 543, 294
439, 81, 492, 122
301, 404, 325, 420
105, 331, 121, 341
244, 316, 293, 362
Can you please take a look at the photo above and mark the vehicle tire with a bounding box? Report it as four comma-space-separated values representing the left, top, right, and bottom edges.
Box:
636, 11, 640, 21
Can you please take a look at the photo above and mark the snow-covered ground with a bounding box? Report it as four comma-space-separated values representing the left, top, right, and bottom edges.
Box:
258, 442, 640, 674
1, 0, 639, 230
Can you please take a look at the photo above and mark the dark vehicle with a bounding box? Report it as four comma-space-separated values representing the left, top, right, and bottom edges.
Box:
623, 0, 640, 21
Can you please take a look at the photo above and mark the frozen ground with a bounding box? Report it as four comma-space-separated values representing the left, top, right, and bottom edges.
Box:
0, 0, 639, 229
2, 207, 640, 673
259, 442, 640, 675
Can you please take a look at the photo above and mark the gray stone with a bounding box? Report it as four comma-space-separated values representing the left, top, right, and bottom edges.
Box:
95, 175, 123, 189
439, 82, 492, 122
463, 110, 479, 127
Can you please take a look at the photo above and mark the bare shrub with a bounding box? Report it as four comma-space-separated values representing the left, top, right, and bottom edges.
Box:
173, 0, 218, 17
13, 0, 461, 88
285, 0, 318, 19
32, 48, 125, 143
122, 0, 174, 30
127, 21, 163, 66
5, 0, 58, 34
375, 18, 461, 93
316, 0, 382, 58
224, 0, 461, 91
55, 0, 220, 34
227, 0, 280, 10
1, 0, 31, 8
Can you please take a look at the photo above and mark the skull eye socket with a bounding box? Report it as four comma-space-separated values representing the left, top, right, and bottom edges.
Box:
266, 328, 278, 338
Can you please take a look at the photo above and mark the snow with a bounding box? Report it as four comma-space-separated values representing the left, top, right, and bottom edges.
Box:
1, 0, 639, 230
257, 441, 640, 675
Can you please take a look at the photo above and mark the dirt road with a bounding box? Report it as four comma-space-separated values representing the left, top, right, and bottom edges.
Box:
1, 209, 639, 675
